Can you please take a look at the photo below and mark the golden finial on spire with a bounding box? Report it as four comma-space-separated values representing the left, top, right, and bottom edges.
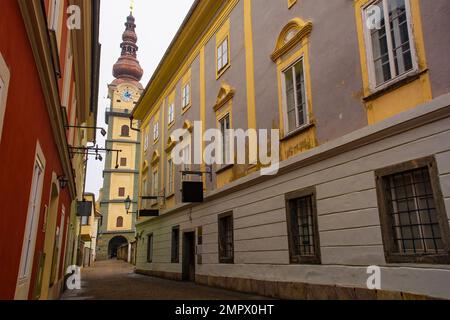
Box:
130, 0, 135, 13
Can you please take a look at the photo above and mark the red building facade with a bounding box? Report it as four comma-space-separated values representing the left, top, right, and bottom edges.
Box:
0, 0, 100, 300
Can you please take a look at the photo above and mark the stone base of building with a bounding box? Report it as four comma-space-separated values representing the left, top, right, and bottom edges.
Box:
135, 270, 437, 300
196, 275, 441, 300
96, 232, 136, 261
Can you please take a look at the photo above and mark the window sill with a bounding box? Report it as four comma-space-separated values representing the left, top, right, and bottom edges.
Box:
166, 193, 175, 200
219, 258, 234, 264
290, 256, 321, 265
385, 253, 450, 265
280, 123, 315, 142
181, 104, 192, 115
363, 68, 428, 102
216, 163, 234, 174
216, 63, 231, 80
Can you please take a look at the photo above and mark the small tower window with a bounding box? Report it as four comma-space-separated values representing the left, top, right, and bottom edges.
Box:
121, 125, 130, 137
116, 216, 124, 228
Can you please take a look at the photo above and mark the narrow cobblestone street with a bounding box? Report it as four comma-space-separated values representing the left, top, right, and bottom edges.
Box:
61, 260, 267, 300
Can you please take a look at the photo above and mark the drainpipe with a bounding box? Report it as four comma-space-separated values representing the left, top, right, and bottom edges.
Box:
130, 116, 140, 132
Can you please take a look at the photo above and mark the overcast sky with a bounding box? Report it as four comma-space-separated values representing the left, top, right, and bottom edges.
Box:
85, 0, 195, 199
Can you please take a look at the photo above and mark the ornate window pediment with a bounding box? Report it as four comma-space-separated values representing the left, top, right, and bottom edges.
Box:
165, 136, 177, 152
151, 151, 160, 165
142, 160, 149, 173
182, 120, 194, 133
271, 18, 313, 62
214, 82, 235, 112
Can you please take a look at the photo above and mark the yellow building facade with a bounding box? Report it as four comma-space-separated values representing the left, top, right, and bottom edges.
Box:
131, 0, 450, 300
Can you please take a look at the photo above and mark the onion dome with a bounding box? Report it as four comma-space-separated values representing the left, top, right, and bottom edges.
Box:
112, 13, 143, 83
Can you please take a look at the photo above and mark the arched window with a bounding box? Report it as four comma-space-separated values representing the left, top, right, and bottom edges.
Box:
116, 216, 124, 228
121, 125, 130, 137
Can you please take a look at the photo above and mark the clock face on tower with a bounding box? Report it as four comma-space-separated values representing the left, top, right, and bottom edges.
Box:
121, 89, 133, 102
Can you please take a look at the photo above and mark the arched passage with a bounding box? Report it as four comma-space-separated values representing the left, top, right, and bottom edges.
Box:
108, 236, 128, 259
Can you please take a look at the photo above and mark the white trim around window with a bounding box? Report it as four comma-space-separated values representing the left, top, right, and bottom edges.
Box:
49, 0, 62, 32
281, 57, 309, 134
362, 0, 419, 92
168, 102, 175, 125
182, 83, 191, 109
153, 121, 159, 142
0, 52, 11, 143
15, 142, 46, 299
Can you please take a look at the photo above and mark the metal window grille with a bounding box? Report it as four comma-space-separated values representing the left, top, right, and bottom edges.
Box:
171, 228, 180, 263
384, 167, 444, 254
289, 195, 316, 257
219, 214, 233, 263
147, 234, 153, 263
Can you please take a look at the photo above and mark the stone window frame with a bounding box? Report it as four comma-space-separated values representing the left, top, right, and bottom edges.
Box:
375, 156, 450, 264
116, 216, 123, 228
285, 186, 322, 265
171, 226, 180, 264
360, 0, 420, 94
218, 211, 234, 264
147, 233, 154, 263
120, 125, 130, 137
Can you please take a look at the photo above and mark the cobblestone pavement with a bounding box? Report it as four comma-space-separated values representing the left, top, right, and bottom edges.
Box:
61, 260, 267, 300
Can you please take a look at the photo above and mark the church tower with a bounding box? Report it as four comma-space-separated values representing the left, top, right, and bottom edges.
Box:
97, 11, 143, 260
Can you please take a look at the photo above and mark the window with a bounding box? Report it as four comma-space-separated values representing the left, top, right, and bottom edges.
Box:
171, 226, 180, 263
18, 156, 44, 279
0, 75, 5, 141
152, 170, 159, 203
283, 58, 307, 133
118, 187, 125, 197
219, 114, 231, 165
116, 216, 123, 228
120, 157, 127, 167
81, 216, 89, 226
0, 52, 10, 143
153, 121, 159, 141
168, 103, 175, 125
147, 234, 153, 263
144, 128, 149, 152
49, 0, 62, 32
142, 176, 148, 208
217, 37, 229, 74
218, 212, 234, 264
182, 83, 190, 109
197, 226, 203, 265
121, 125, 130, 137
167, 158, 174, 195
363, 0, 417, 88
197, 226, 203, 245
285, 188, 321, 264
375, 157, 450, 264
180, 145, 191, 173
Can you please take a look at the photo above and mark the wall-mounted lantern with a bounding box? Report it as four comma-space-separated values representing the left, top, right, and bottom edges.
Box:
58, 176, 69, 189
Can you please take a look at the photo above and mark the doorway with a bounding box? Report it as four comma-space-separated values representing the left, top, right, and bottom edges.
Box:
182, 232, 195, 282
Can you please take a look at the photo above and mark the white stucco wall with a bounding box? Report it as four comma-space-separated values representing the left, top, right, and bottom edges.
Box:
136, 94, 450, 299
